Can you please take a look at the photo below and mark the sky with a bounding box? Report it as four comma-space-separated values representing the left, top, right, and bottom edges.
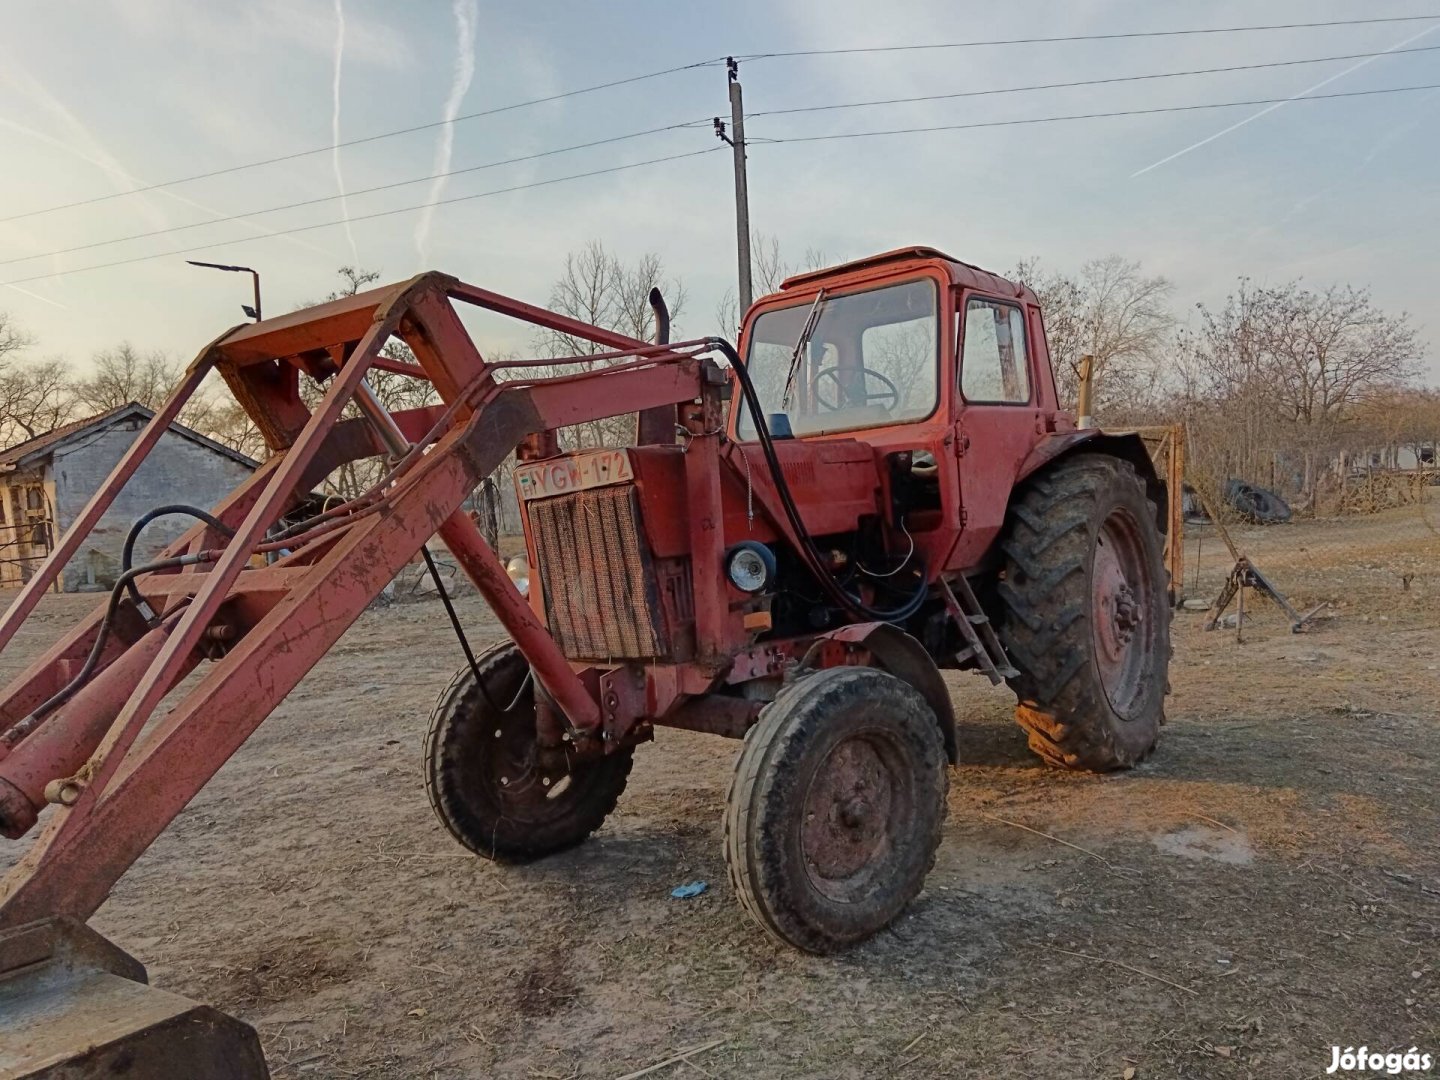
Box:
1, 0, 1437, 380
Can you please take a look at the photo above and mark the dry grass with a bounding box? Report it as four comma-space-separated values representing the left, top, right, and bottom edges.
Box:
2, 508, 1438, 1078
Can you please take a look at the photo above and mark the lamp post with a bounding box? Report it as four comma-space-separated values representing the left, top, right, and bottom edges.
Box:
186, 261, 262, 321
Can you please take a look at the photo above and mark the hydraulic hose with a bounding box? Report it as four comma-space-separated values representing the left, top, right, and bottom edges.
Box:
2, 552, 212, 749
710, 338, 929, 624
121, 505, 234, 617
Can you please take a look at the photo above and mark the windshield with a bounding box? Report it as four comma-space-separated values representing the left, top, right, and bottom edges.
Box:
737, 278, 939, 439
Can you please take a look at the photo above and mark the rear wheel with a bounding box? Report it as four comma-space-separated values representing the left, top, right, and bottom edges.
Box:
723, 667, 948, 953
997, 454, 1170, 770
424, 643, 632, 861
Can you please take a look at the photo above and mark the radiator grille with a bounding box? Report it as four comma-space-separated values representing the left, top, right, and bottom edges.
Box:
527, 485, 668, 660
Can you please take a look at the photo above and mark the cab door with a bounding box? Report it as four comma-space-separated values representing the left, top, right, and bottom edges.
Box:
951, 294, 1045, 567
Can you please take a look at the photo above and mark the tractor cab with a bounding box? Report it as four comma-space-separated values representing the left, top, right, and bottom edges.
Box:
732, 247, 1072, 574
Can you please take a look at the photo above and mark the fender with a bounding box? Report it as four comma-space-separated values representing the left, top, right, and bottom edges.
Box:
817, 623, 959, 764
1017, 431, 1168, 535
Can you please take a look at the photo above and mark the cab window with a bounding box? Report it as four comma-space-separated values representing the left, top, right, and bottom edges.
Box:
960, 299, 1030, 404
738, 279, 939, 438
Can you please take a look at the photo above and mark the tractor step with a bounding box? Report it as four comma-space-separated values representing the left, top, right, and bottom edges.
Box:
939, 577, 1019, 685
0, 918, 269, 1079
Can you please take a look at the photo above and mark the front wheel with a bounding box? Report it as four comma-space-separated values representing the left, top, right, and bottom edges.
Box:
424, 643, 632, 862
998, 453, 1170, 770
723, 667, 948, 953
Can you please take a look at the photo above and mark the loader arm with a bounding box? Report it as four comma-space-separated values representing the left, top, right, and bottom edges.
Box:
0, 271, 723, 929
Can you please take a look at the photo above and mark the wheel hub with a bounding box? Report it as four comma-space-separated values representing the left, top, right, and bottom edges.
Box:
838, 796, 871, 830
1090, 510, 1155, 718
801, 737, 897, 894
491, 731, 569, 805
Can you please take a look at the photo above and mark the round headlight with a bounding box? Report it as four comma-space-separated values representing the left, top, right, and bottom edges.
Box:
725, 541, 775, 594
506, 554, 530, 597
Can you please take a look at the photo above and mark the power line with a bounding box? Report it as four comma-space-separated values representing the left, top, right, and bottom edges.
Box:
0, 147, 723, 287
40, 44, 1404, 269
13, 43, 1436, 270
0, 57, 727, 225
750, 83, 1440, 145
6, 14, 1437, 226
0, 117, 713, 267
749, 44, 1440, 118
739, 14, 1440, 61
14, 81, 1428, 288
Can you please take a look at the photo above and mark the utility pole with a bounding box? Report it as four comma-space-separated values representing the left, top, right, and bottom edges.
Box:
714, 57, 752, 314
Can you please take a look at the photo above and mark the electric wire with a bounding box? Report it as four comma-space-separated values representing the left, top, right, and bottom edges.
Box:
750, 83, 1440, 145
9, 77, 1431, 288
0, 57, 728, 224
736, 14, 1440, 61
13, 45, 1424, 270
0, 147, 723, 287
0, 117, 714, 268
7, 14, 1434, 224
859, 516, 916, 578
748, 44, 1440, 119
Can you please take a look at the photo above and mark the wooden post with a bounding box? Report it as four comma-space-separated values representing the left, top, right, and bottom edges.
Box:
1075, 354, 1095, 428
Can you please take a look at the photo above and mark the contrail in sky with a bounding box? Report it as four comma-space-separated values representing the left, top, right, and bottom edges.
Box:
0, 71, 171, 232
0, 280, 67, 308
1132, 21, 1440, 177
332, 0, 359, 263
415, 0, 478, 266
0, 62, 332, 263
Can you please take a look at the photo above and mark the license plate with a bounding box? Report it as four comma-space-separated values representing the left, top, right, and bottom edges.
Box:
514, 449, 634, 501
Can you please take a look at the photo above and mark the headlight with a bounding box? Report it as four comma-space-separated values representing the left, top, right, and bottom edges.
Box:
724, 541, 775, 594
506, 554, 530, 597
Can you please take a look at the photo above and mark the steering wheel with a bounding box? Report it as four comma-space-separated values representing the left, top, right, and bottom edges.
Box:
810, 366, 900, 412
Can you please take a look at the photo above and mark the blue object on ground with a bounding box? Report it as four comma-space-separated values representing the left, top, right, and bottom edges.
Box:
671, 881, 708, 899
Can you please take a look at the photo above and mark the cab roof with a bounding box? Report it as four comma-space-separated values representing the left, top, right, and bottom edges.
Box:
778, 246, 1034, 304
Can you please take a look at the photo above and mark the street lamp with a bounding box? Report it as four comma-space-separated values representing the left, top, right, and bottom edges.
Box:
186, 260, 262, 321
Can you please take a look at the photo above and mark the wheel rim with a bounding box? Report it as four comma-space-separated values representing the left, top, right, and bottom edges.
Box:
1091, 508, 1155, 719
800, 732, 904, 902
476, 681, 579, 823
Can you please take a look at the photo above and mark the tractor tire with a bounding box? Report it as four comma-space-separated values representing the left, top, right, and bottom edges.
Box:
723, 667, 948, 954
997, 453, 1170, 771
424, 642, 632, 862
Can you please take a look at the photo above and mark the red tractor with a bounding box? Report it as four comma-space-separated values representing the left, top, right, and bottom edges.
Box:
0, 247, 1168, 1076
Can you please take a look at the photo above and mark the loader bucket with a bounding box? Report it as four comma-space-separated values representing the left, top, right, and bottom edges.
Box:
0, 918, 268, 1079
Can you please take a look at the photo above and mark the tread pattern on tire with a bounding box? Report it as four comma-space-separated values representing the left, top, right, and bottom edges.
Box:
424, 642, 632, 862
723, 667, 948, 954
996, 453, 1170, 771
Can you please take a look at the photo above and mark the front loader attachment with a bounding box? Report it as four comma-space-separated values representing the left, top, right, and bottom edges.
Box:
0, 919, 267, 1078
0, 272, 723, 1076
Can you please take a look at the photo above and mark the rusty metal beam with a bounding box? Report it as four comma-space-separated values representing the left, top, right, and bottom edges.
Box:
0, 269, 730, 939
216, 279, 407, 365
0, 418, 487, 926
0, 352, 218, 652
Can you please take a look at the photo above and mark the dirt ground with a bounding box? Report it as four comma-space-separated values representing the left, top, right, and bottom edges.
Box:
2, 503, 1438, 1079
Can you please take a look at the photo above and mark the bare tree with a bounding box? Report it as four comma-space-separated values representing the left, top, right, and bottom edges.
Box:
1351, 386, 1440, 471
0, 312, 29, 361
0, 313, 75, 446
1012, 255, 1174, 418
714, 233, 833, 337
71, 344, 183, 413
1179, 278, 1423, 502
198, 398, 267, 460
533, 241, 687, 448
